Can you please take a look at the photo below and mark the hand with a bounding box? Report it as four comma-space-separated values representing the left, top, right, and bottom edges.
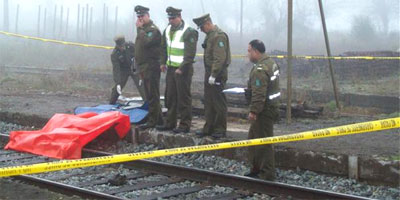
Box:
175, 68, 182, 75
160, 65, 167, 73
136, 19, 143, 28
248, 112, 257, 121
117, 85, 122, 95
208, 76, 216, 85
139, 72, 144, 81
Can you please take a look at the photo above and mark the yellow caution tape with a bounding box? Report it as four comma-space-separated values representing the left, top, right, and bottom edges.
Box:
0, 31, 114, 50
1, 31, 400, 60
0, 117, 398, 178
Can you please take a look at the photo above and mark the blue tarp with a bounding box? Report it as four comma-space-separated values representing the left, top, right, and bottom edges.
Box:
74, 103, 148, 124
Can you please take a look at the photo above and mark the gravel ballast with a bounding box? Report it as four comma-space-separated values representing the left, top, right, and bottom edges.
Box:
1, 121, 399, 199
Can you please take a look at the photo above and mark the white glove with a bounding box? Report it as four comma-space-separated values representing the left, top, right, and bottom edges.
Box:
208, 76, 216, 85
117, 84, 122, 95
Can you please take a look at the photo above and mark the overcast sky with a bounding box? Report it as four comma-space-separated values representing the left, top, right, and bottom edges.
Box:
2, 0, 398, 31
1, 0, 399, 53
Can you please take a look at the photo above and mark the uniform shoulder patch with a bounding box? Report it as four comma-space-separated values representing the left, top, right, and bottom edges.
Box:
190, 37, 195, 43
256, 64, 265, 70
255, 79, 261, 87
146, 32, 153, 37
218, 41, 224, 47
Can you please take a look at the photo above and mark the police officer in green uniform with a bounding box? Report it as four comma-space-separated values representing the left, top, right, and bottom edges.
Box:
109, 35, 146, 104
245, 40, 280, 181
134, 5, 163, 129
157, 7, 198, 133
193, 14, 231, 138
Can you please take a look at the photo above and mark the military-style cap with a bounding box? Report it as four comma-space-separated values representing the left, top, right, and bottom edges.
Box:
114, 35, 125, 46
134, 5, 149, 16
193, 13, 210, 28
166, 7, 182, 18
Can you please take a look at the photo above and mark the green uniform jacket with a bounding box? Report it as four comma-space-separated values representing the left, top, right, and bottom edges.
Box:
248, 54, 280, 115
203, 25, 231, 83
134, 20, 161, 72
160, 21, 198, 74
111, 42, 135, 84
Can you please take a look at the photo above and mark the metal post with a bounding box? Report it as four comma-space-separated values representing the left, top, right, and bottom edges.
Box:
43, 8, 46, 37
66, 8, 69, 39
53, 5, 57, 38
3, 0, 9, 31
15, 4, 19, 33
37, 6, 41, 36
240, 0, 243, 40
85, 4, 89, 40
318, 0, 340, 111
59, 5, 63, 37
286, 0, 293, 124
77, 4, 80, 40
114, 6, 118, 35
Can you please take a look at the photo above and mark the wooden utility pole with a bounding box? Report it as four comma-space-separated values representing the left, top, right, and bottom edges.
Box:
318, 0, 340, 111
114, 6, 118, 35
286, 0, 293, 124
103, 3, 106, 40
53, 5, 57, 38
89, 7, 93, 39
81, 7, 85, 38
37, 6, 41, 36
240, 0, 243, 40
200, 0, 205, 13
105, 6, 109, 39
66, 8, 69, 39
3, 0, 9, 31
59, 6, 63, 37
43, 8, 46, 36
15, 4, 19, 33
77, 4, 80, 40
85, 4, 89, 40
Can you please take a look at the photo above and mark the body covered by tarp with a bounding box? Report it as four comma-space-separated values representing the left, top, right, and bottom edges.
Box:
5, 111, 130, 159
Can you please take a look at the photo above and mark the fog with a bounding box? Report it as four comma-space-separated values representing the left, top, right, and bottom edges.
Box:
1, 0, 399, 54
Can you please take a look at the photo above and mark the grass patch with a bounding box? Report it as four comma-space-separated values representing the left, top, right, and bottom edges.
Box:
326, 100, 337, 112
387, 112, 400, 118
0, 76, 17, 85
390, 155, 400, 161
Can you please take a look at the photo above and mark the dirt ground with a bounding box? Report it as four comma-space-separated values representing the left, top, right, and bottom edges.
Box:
0, 86, 398, 158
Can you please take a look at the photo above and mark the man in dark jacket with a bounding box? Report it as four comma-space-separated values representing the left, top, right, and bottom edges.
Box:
134, 5, 163, 129
245, 39, 280, 181
109, 35, 146, 104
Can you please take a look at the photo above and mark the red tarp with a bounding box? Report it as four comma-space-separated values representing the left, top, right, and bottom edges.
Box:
5, 111, 130, 159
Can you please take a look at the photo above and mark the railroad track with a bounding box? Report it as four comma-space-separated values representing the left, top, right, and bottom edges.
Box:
0, 133, 370, 200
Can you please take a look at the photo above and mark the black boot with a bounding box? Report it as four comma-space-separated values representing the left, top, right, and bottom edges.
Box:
244, 171, 259, 178
139, 123, 155, 130
172, 127, 190, 134
211, 132, 226, 139
156, 125, 175, 131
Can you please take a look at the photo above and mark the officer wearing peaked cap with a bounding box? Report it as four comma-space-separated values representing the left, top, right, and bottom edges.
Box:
193, 14, 231, 139
134, 5, 149, 16
134, 5, 163, 130
157, 7, 198, 134
109, 35, 146, 104
245, 39, 280, 181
